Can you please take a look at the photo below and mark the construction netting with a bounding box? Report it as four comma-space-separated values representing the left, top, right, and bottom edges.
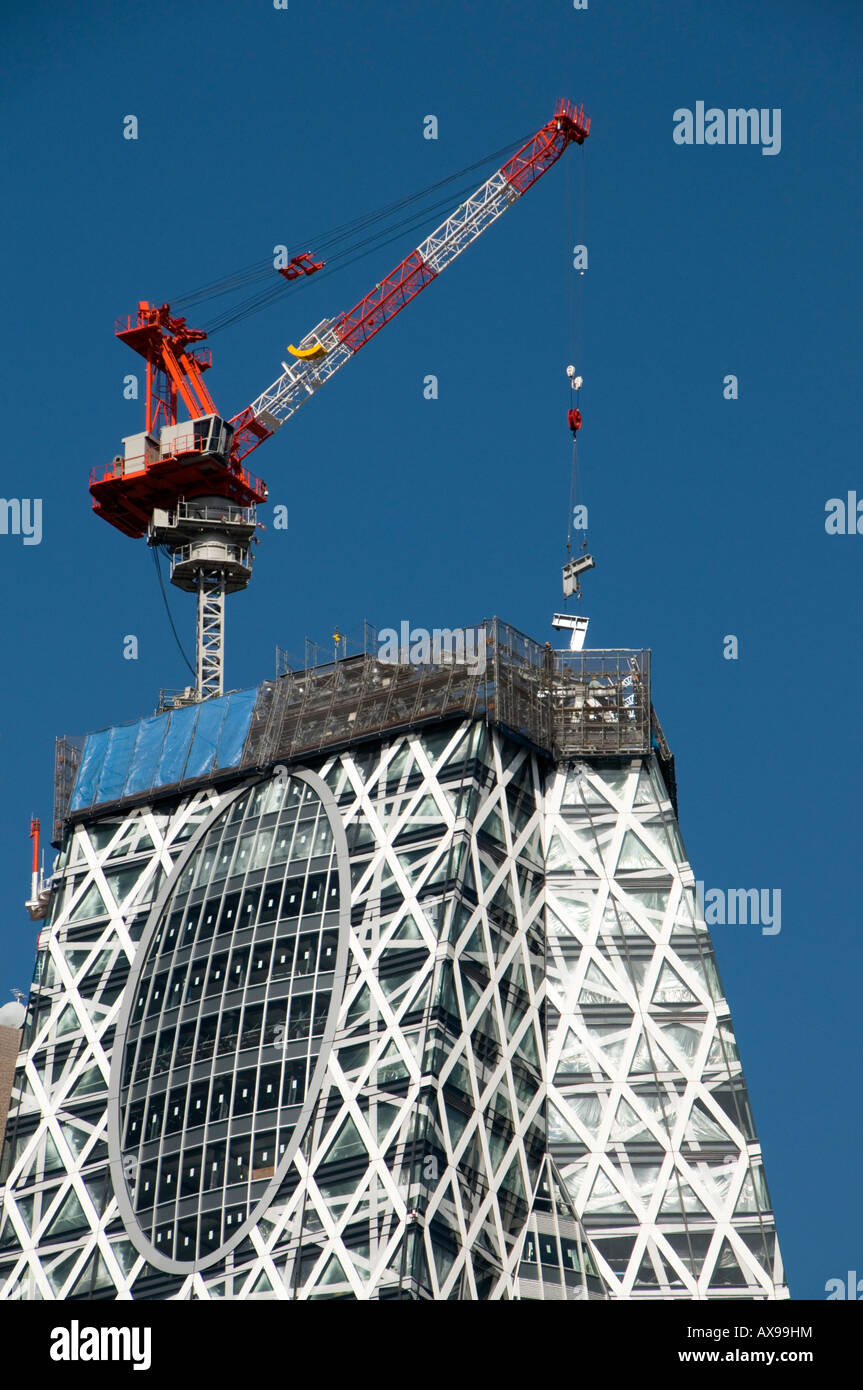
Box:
56, 621, 654, 839
68, 688, 258, 814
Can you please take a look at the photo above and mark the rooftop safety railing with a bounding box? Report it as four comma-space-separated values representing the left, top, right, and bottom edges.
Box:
249, 619, 651, 767
52, 619, 653, 839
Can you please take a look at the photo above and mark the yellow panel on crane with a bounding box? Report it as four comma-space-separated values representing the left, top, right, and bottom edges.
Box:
287, 343, 327, 360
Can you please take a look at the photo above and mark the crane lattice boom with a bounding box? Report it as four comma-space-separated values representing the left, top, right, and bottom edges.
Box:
229, 100, 589, 462
89, 101, 589, 702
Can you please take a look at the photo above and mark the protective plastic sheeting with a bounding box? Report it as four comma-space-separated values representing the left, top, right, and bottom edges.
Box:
68, 687, 257, 814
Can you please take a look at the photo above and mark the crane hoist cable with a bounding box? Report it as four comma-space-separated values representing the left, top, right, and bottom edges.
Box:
565, 155, 576, 565
202, 162, 537, 336
202, 173, 501, 337
565, 371, 586, 550
563, 364, 590, 604
566, 433, 578, 559
95, 102, 592, 710
563, 138, 588, 603
93, 102, 592, 550
151, 545, 196, 678
566, 148, 575, 373
168, 130, 535, 323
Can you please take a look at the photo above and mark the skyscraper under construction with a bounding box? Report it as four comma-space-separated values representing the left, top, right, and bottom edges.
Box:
0, 101, 785, 1302
0, 624, 786, 1299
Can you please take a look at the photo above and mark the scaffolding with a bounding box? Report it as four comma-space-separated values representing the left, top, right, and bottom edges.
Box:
247, 620, 651, 768
53, 736, 85, 843
53, 619, 656, 839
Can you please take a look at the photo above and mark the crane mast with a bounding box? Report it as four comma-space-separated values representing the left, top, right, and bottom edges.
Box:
91, 101, 590, 703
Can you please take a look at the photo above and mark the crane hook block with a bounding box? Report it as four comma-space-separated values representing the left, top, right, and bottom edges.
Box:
287, 342, 328, 360
568, 407, 583, 434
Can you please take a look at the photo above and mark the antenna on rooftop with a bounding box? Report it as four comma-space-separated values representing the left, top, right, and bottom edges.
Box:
25, 817, 51, 922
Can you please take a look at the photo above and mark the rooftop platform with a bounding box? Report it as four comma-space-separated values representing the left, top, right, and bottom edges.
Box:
53, 619, 664, 843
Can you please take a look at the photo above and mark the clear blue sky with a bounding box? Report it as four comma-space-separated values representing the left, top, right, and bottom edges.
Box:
2, 0, 861, 1300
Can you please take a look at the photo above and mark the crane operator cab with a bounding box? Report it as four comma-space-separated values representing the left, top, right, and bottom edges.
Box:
158, 415, 235, 466
116, 416, 234, 478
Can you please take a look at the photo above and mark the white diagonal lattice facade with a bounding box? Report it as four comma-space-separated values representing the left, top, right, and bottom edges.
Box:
0, 719, 783, 1300
544, 757, 786, 1298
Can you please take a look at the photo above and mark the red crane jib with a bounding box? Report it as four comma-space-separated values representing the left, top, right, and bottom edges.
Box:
331, 101, 590, 357
335, 251, 437, 353
95, 103, 590, 536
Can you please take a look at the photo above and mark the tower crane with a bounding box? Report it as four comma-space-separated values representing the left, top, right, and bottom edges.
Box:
90, 101, 590, 702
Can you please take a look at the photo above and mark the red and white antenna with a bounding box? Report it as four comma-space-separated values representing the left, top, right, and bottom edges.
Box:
26, 818, 51, 922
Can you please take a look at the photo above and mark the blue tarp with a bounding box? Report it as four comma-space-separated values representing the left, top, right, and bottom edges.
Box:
68, 686, 258, 813
214, 689, 258, 769
94, 722, 141, 803
124, 716, 169, 796
156, 703, 199, 787
185, 698, 228, 780
71, 729, 111, 810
